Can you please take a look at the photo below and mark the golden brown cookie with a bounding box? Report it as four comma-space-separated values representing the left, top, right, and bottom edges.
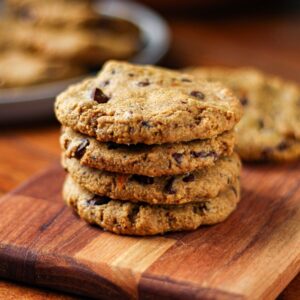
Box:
62, 152, 241, 204
61, 127, 235, 176
0, 49, 84, 88
8, 20, 139, 66
64, 175, 240, 235
55, 61, 243, 144
188, 67, 300, 161
6, 0, 101, 27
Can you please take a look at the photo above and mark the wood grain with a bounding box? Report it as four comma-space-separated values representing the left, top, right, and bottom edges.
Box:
0, 161, 299, 300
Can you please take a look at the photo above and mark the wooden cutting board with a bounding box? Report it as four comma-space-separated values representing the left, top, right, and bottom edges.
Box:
0, 162, 299, 300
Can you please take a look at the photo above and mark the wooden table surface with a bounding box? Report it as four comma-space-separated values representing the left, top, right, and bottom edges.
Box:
0, 4, 300, 299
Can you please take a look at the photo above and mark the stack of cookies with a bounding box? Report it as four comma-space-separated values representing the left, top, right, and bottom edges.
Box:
55, 61, 243, 236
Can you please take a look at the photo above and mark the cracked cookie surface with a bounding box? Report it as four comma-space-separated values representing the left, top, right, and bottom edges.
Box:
64, 175, 240, 235
61, 127, 235, 176
62, 153, 241, 204
188, 67, 300, 161
55, 61, 243, 144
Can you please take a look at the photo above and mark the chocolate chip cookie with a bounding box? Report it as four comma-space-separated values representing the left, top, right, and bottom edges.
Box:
62, 153, 241, 204
6, 0, 101, 27
0, 49, 84, 88
61, 127, 235, 176
9, 21, 139, 66
55, 61, 243, 145
188, 67, 300, 161
64, 175, 240, 235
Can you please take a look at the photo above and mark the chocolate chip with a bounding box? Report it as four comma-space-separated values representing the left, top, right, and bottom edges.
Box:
190, 151, 216, 159
231, 186, 238, 197
172, 153, 183, 164
141, 121, 151, 128
277, 141, 289, 151
262, 147, 272, 157
193, 202, 208, 214
181, 78, 192, 82
129, 127, 134, 134
128, 73, 134, 77
137, 80, 150, 87
182, 174, 195, 182
111, 69, 116, 74
164, 177, 176, 194
190, 90, 205, 100
195, 116, 202, 125
17, 8, 33, 20
128, 206, 140, 223
101, 80, 110, 87
92, 88, 110, 103
131, 175, 154, 185
87, 195, 110, 206
258, 119, 264, 129
75, 139, 90, 159
240, 97, 249, 106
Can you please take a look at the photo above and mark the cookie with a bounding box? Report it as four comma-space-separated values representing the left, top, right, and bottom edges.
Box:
0, 49, 84, 88
188, 67, 300, 161
6, 0, 100, 27
62, 153, 241, 204
64, 175, 240, 235
61, 127, 235, 176
55, 61, 243, 145
9, 20, 139, 66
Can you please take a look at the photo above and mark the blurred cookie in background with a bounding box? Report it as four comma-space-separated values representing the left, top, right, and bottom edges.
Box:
0, 49, 85, 88
0, 0, 141, 89
5, 0, 101, 27
7, 18, 140, 66
187, 67, 300, 162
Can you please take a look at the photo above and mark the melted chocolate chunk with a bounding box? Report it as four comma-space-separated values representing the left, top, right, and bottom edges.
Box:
182, 174, 195, 182
87, 195, 110, 206
141, 121, 151, 128
190, 90, 205, 100
172, 153, 183, 164
92, 88, 110, 103
240, 97, 249, 106
137, 80, 150, 87
277, 141, 289, 151
190, 151, 216, 159
75, 139, 90, 159
131, 175, 154, 185
181, 78, 192, 82
164, 177, 176, 194
128, 73, 134, 77
128, 206, 140, 223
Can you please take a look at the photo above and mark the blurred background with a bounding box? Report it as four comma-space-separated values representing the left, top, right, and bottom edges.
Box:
0, 0, 300, 298
0, 0, 300, 123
